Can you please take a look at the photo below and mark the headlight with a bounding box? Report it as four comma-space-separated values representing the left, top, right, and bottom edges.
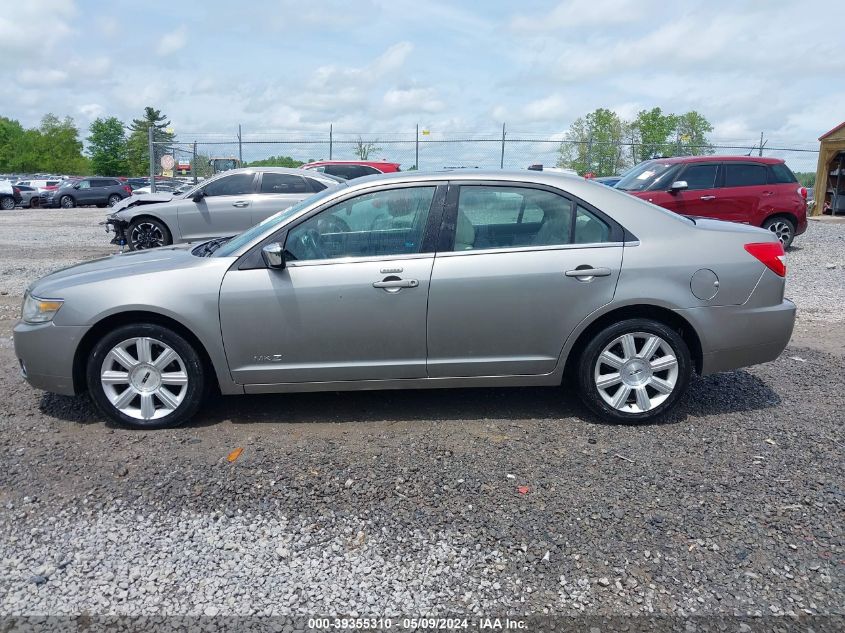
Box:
22, 294, 64, 323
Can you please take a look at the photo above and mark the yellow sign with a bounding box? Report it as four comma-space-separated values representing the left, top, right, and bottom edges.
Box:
421, 129, 430, 136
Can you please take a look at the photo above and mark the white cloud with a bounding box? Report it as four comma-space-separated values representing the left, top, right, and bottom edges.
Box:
383, 87, 444, 114
17, 69, 69, 87
511, 0, 645, 31
156, 26, 187, 57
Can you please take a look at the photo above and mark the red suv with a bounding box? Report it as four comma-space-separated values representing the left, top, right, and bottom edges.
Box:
615, 156, 808, 247
302, 160, 401, 180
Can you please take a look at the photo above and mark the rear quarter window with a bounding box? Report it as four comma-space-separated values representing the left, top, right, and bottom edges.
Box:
723, 164, 767, 187
768, 163, 797, 184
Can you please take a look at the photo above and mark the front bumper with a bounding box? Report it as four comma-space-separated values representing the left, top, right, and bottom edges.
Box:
677, 299, 796, 375
103, 218, 129, 246
13, 321, 89, 396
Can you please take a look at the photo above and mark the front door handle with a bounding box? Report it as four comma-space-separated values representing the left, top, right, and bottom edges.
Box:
699, 195, 716, 200
373, 277, 419, 292
231, 201, 249, 207
565, 267, 611, 278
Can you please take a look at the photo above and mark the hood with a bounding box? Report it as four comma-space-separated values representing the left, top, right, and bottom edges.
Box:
29, 245, 203, 297
110, 191, 177, 213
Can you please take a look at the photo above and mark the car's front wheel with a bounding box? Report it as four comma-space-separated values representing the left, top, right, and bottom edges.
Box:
86, 323, 207, 429
1, 196, 16, 210
763, 216, 795, 248
576, 318, 692, 424
60, 195, 75, 209
128, 217, 172, 250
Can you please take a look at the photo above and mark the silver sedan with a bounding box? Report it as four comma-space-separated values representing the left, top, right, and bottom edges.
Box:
104, 167, 346, 250
14, 171, 795, 428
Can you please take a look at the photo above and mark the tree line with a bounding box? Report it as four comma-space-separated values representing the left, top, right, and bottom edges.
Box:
557, 108, 715, 176
2, 105, 717, 177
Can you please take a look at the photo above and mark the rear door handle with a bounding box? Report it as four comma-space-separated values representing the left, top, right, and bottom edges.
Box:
565, 267, 612, 279
232, 201, 249, 207
699, 195, 716, 200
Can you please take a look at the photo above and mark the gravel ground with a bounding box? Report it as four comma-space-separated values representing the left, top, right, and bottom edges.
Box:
0, 208, 842, 624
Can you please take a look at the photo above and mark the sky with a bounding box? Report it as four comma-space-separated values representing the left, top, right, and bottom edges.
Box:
1, 0, 841, 154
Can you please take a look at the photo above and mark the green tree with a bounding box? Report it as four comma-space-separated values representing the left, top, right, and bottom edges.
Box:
353, 136, 382, 160
672, 111, 714, 156
631, 107, 677, 163
0, 117, 27, 172
36, 114, 89, 174
557, 108, 630, 176
246, 155, 304, 168
87, 117, 128, 176
126, 107, 175, 176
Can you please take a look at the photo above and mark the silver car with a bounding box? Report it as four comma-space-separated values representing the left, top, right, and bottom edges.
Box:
105, 167, 346, 250
14, 171, 795, 429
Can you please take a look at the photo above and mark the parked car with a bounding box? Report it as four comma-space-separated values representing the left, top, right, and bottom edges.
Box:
41, 178, 133, 209
15, 170, 795, 429
302, 160, 401, 180
16, 178, 62, 192
14, 184, 41, 208
0, 180, 19, 210
615, 156, 808, 247
594, 176, 623, 187
105, 168, 346, 250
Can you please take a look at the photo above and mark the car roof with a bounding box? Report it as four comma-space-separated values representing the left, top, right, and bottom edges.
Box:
647, 155, 784, 165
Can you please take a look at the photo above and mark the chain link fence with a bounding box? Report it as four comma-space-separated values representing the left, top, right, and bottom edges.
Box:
150, 128, 820, 186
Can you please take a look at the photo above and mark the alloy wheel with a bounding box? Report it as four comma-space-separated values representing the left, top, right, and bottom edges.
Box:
593, 331, 679, 413
100, 337, 189, 421
60, 195, 74, 208
767, 221, 792, 245
130, 222, 165, 249
0, 197, 15, 210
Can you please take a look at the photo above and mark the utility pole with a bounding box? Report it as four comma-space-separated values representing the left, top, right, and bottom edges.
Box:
192, 141, 197, 184
759, 132, 764, 157
237, 124, 243, 165
148, 126, 156, 193
329, 124, 333, 160
415, 124, 419, 170
500, 122, 506, 169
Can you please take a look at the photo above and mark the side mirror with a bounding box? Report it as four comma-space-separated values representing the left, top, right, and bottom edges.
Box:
261, 243, 286, 269
669, 180, 688, 193
192, 190, 205, 203
73, 183, 81, 190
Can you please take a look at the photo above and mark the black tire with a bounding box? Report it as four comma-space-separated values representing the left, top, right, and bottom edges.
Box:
127, 217, 172, 250
29, 197, 40, 209
576, 318, 692, 424
0, 196, 15, 210
60, 195, 75, 209
762, 216, 795, 248
86, 323, 207, 429
107, 194, 122, 207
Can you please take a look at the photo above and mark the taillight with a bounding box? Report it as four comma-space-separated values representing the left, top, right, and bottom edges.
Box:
123, 185, 132, 194
797, 186, 807, 199
13, 186, 20, 195
744, 242, 786, 277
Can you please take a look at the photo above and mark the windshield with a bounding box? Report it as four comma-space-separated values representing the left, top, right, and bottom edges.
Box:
615, 161, 679, 192
212, 188, 337, 257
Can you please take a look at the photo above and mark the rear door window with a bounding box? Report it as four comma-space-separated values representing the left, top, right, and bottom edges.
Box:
259, 173, 308, 194
723, 164, 767, 187
768, 163, 797, 184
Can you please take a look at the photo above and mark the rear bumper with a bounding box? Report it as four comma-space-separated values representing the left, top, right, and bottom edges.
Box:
675, 299, 796, 376
796, 211, 808, 236
13, 321, 89, 396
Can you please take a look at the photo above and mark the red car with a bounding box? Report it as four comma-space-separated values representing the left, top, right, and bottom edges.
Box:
302, 160, 401, 180
615, 156, 808, 247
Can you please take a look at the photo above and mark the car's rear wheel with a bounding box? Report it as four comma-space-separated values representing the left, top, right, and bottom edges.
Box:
577, 318, 692, 424
60, 195, 75, 209
107, 194, 122, 207
0, 196, 15, 210
128, 217, 172, 250
763, 216, 795, 248
86, 323, 206, 429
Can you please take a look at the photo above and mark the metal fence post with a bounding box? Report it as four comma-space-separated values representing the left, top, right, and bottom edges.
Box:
192, 141, 197, 184
238, 124, 243, 165
415, 124, 419, 170
148, 126, 156, 193
500, 122, 506, 169
329, 124, 333, 160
